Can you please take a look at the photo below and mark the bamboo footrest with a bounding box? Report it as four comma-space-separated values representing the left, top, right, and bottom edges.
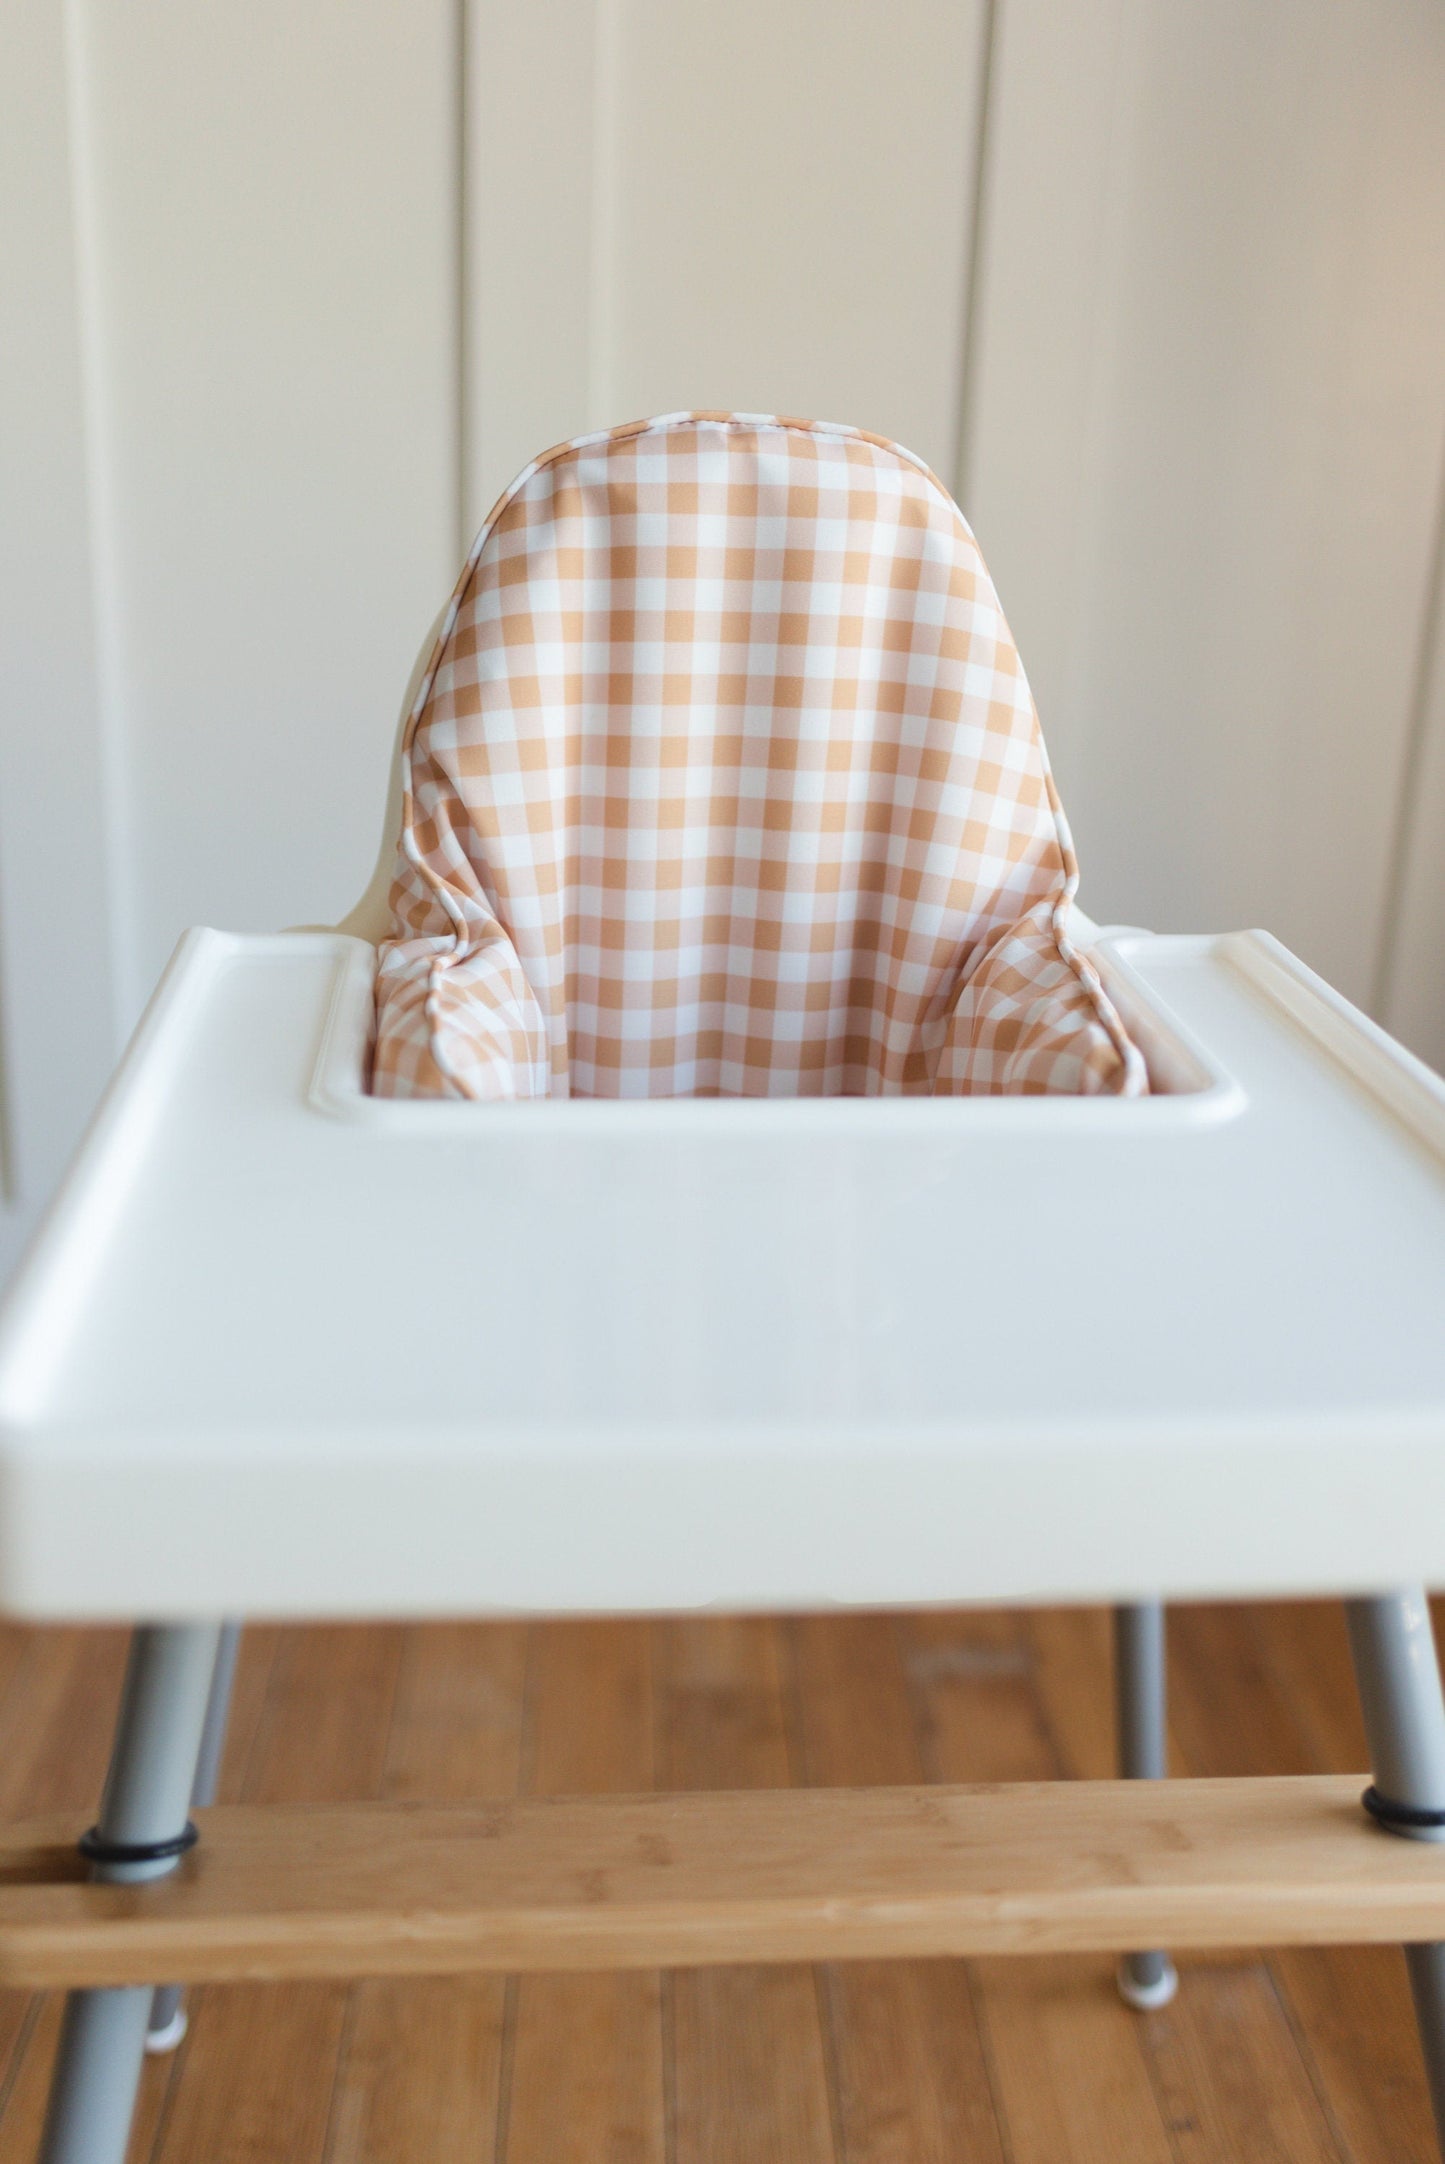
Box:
0, 1776, 1439, 1989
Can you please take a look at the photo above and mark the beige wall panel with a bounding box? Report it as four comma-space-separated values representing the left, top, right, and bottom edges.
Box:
0, 0, 121, 1279
609, 0, 986, 481
73, 0, 459, 1009
465, 0, 599, 529
466, 0, 989, 517
968, 0, 1445, 1005
956, 0, 1135, 771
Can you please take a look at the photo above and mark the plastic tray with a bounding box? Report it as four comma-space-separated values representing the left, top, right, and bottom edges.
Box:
1, 927, 1443, 1618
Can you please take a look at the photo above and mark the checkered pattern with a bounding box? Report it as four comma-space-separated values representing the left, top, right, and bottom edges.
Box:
372, 412, 1144, 1100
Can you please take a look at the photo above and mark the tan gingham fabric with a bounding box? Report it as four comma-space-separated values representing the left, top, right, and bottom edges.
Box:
372, 412, 1145, 1100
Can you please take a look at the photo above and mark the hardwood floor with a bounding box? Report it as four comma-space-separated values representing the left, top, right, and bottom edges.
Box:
0, 1602, 1435, 2163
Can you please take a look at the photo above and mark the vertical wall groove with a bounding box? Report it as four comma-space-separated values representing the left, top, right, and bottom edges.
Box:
1373, 417, 1445, 1026
0, 906, 14, 1206
587, 0, 622, 430
952, 0, 999, 514
454, 0, 471, 561
62, 0, 139, 1039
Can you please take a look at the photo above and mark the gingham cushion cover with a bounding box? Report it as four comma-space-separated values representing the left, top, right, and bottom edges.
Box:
372, 413, 1144, 1100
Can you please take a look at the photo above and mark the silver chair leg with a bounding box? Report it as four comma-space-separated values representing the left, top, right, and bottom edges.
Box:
1113, 1602, 1179, 2009
38, 1623, 222, 2164
1346, 1591, 1445, 2155
146, 1620, 242, 2054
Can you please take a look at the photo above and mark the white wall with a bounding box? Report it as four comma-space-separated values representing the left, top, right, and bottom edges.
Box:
967, 0, 1445, 1016
4, 0, 1445, 1279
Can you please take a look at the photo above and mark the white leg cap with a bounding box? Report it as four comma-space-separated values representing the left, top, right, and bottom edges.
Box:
145, 2007, 188, 2055
1116, 1956, 1178, 2012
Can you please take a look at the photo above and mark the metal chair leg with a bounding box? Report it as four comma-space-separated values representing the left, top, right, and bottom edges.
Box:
146, 1620, 242, 2054
1113, 1602, 1179, 2010
1347, 1591, 1445, 2156
37, 1624, 222, 2164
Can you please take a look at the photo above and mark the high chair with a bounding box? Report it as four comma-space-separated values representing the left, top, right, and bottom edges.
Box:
2, 412, 1445, 2164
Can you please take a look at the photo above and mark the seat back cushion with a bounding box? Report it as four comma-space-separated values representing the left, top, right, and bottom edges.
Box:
372, 412, 1144, 1099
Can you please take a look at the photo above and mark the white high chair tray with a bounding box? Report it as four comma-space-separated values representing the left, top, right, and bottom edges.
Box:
1, 925, 1443, 1620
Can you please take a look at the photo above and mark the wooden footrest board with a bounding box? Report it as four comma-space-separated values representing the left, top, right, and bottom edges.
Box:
0, 1776, 1440, 1989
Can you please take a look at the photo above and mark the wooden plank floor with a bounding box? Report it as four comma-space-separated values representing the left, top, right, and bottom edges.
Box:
0, 1602, 1435, 2164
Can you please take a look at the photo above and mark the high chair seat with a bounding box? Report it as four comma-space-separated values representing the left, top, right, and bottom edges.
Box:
9, 419, 1445, 2164
372, 413, 1144, 1101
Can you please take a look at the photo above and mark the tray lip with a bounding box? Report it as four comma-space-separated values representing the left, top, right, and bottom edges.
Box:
0, 925, 231, 1425
7, 1399, 1445, 1459
6, 1397, 1445, 1619
306, 928, 1247, 1133
1214, 928, 1445, 1163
